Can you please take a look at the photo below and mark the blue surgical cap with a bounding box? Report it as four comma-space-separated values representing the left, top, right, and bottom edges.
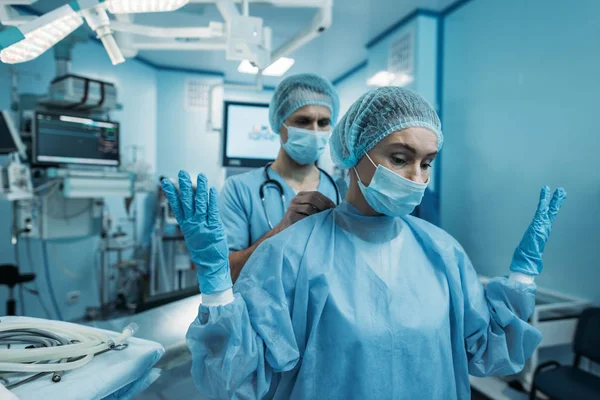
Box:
269, 73, 339, 134
330, 87, 443, 169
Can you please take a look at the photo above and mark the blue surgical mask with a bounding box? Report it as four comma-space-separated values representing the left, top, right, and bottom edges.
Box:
354, 153, 428, 217
282, 124, 330, 165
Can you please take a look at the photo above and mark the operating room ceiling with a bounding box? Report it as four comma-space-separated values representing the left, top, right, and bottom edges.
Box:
27, 0, 457, 86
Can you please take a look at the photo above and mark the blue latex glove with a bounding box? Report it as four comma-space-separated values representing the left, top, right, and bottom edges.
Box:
161, 171, 232, 294
510, 186, 567, 276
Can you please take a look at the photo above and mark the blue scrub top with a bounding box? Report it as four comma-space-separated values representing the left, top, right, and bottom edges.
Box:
219, 166, 339, 251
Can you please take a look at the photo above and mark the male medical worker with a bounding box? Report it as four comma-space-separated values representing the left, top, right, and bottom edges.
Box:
219, 73, 341, 282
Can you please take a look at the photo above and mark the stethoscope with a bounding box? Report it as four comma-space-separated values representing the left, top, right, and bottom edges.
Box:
259, 162, 341, 229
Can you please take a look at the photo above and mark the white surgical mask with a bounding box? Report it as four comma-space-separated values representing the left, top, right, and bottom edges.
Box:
354, 153, 428, 217
282, 124, 330, 165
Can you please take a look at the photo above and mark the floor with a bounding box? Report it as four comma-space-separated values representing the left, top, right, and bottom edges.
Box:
134, 360, 198, 400
472, 389, 493, 400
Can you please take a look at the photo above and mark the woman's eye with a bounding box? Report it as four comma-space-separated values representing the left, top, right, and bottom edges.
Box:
391, 156, 406, 165
422, 163, 432, 170
318, 119, 331, 128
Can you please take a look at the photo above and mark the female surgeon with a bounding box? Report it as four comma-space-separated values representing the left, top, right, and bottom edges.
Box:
219, 73, 341, 283
161, 87, 567, 399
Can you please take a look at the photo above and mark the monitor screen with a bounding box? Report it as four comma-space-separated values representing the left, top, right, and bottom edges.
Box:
222, 101, 280, 168
34, 113, 120, 167
0, 111, 20, 155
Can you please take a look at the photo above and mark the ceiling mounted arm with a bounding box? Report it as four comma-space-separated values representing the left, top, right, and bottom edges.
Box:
116, 0, 332, 73
271, 0, 331, 62
0, 1, 36, 26
132, 38, 227, 50
111, 21, 224, 39
0, 0, 333, 75
81, 5, 125, 65
215, 0, 240, 21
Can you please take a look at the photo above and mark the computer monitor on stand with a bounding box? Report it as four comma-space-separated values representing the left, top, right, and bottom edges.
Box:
33, 112, 120, 168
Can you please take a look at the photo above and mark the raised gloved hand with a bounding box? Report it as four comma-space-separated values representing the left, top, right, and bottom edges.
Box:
510, 186, 567, 276
161, 171, 232, 294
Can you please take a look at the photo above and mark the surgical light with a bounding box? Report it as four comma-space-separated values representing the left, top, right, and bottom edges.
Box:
366, 71, 395, 87
366, 71, 414, 87
0, 6, 83, 64
263, 57, 295, 77
237, 59, 258, 74
106, 0, 190, 14
391, 72, 414, 87
238, 57, 295, 77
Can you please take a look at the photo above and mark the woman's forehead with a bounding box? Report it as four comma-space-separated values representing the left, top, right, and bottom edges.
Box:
378, 128, 438, 154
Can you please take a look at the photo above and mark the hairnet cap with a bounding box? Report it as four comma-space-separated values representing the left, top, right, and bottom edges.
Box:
269, 73, 339, 134
330, 87, 443, 169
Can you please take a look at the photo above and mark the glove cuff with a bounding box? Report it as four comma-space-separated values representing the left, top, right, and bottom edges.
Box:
202, 288, 234, 306
510, 248, 543, 276
198, 263, 233, 294
509, 272, 535, 284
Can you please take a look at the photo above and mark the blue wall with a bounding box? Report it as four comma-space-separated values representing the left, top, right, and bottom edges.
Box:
414, 16, 438, 115
156, 70, 224, 187
334, 64, 370, 117
363, 14, 438, 106
442, 0, 600, 302
0, 40, 157, 320
156, 69, 274, 189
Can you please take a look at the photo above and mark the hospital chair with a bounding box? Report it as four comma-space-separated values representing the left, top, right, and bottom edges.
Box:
0, 264, 35, 316
529, 307, 600, 400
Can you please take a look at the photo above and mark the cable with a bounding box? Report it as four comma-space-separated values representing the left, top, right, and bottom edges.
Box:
0, 321, 138, 376
62, 204, 93, 220
37, 181, 61, 199
25, 238, 52, 319
19, 286, 25, 315
46, 196, 92, 220
14, 242, 25, 316
0, 322, 137, 360
6, 352, 101, 389
94, 247, 102, 309
41, 241, 63, 321
33, 179, 59, 193
50, 243, 80, 279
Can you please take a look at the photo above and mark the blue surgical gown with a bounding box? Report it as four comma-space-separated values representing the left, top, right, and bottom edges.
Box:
187, 201, 541, 399
219, 166, 339, 250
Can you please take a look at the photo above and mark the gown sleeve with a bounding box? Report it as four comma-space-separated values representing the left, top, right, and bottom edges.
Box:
186, 229, 306, 399
457, 247, 543, 377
